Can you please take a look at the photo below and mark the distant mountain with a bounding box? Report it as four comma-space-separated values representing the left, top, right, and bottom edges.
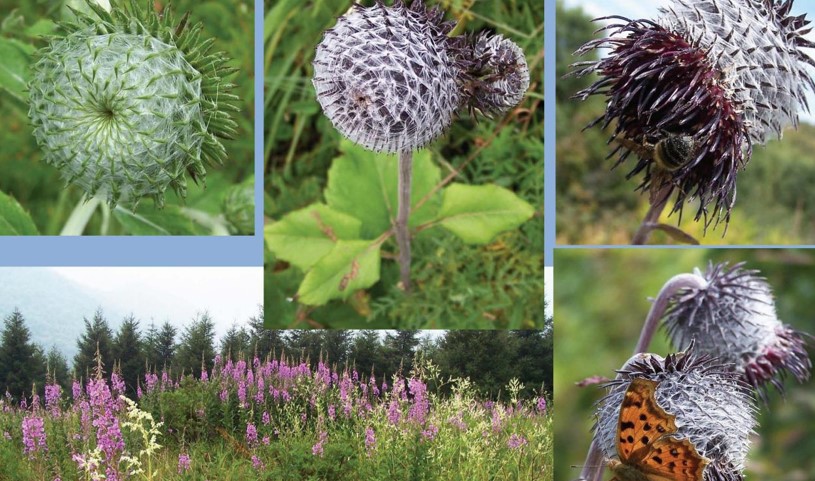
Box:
0, 268, 128, 359
0, 268, 257, 361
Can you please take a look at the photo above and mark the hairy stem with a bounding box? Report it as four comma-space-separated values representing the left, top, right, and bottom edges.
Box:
396, 150, 413, 292
60, 197, 102, 236
631, 184, 672, 245
578, 272, 709, 481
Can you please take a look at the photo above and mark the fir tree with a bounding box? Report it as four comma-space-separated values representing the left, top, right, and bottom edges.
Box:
113, 315, 144, 397
248, 308, 284, 360
220, 324, 251, 361
0, 309, 45, 400
73, 309, 114, 381
45, 346, 71, 392
175, 313, 216, 378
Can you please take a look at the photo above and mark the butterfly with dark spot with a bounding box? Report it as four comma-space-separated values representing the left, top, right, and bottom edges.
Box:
607, 378, 709, 481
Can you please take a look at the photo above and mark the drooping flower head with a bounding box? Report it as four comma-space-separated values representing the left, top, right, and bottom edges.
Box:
571, 0, 815, 228
595, 349, 756, 481
663, 261, 811, 394
312, 0, 529, 153
28, 0, 238, 208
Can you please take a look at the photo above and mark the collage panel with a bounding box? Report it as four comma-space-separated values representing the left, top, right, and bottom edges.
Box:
0, 266, 264, 479
553, 249, 815, 481
556, 0, 815, 245
0, 0, 255, 236
264, 0, 544, 328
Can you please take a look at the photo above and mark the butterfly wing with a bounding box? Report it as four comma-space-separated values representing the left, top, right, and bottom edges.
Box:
638, 436, 709, 481
616, 378, 677, 463
614, 378, 708, 481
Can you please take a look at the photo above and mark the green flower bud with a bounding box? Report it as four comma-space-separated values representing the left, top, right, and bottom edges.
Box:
28, 0, 238, 208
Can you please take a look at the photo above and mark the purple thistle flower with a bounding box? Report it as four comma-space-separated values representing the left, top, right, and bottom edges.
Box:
571, 0, 815, 228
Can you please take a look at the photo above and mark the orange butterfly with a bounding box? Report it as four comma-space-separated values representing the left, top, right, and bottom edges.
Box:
608, 378, 709, 481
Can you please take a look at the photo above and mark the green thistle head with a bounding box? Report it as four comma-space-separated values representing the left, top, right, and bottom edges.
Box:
28, 0, 238, 208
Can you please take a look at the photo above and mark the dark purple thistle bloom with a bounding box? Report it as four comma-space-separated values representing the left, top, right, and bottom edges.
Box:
571, 0, 815, 229
572, 18, 749, 227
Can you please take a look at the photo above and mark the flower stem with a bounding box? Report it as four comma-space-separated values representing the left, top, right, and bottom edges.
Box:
60, 197, 102, 236
396, 150, 413, 292
578, 272, 709, 481
631, 184, 671, 245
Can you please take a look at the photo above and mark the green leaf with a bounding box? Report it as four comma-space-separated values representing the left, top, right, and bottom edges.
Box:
437, 183, 535, 244
0, 37, 31, 103
113, 206, 205, 235
265, 204, 362, 271
297, 240, 381, 306
0, 190, 38, 235
325, 140, 441, 238
24, 19, 57, 38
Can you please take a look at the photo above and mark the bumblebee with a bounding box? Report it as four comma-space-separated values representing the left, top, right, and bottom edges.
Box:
616, 134, 698, 172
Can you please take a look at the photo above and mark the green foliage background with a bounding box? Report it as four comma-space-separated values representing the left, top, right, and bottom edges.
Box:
553, 249, 815, 481
556, 1, 815, 245
0, 0, 254, 235
264, 0, 545, 329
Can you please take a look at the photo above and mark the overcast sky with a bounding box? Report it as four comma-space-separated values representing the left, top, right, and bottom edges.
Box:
562, 0, 815, 125
51, 267, 262, 329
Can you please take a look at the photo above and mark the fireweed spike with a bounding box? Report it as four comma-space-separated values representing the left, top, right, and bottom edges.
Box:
28, 0, 238, 209
312, 0, 529, 291
570, 0, 815, 244
663, 261, 812, 396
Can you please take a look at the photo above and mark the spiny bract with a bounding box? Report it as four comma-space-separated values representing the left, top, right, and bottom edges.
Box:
313, 0, 462, 153
312, 0, 530, 154
28, 0, 238, 208
663, 262, 811, 394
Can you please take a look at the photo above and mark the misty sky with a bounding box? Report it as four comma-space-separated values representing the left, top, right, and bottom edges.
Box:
562, 0, 815, 125
52, 267, 261, 332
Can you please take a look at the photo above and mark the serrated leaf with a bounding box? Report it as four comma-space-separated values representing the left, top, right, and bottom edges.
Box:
265, 204, 362, 271
297, 240, 381, 306
0, 37, 31, 103
0, 190, 38, 235
325, 140, 441, 238
437, 183, 535, 244
113, 206, 204, 235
